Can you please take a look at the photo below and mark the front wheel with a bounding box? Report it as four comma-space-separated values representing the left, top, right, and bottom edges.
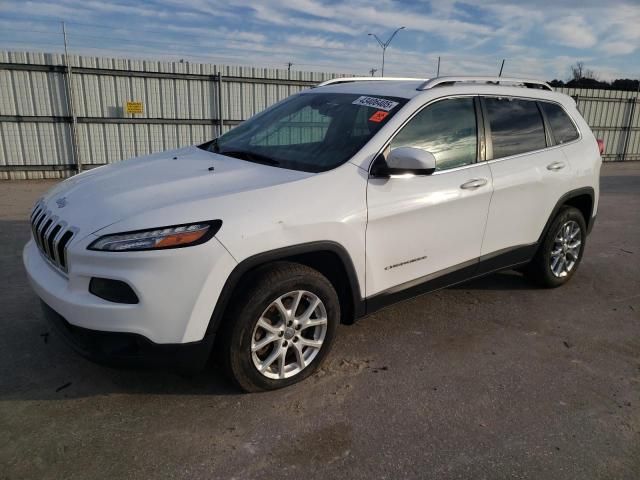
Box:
223, 262, 339, 392
525, 206, 587, 288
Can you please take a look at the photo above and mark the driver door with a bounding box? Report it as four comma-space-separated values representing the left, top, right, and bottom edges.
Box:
365, 96, 493, 298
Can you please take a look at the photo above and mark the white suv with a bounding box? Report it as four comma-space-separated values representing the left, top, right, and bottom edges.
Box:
24, 76, 601, 391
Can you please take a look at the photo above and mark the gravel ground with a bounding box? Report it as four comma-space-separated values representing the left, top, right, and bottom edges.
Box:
1, 162, 639, 479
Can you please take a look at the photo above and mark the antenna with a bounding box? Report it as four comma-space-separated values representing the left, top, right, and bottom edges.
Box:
436, 56, 441, 77
498, 59, 505, 77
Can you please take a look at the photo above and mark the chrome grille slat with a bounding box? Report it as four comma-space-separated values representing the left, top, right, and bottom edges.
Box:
42, 215, 58, 257
32, 210, 47, 249
50, 221, 68, 265
37, 214, 52, 252
29, 202, 76, 274
35, 213, 50, 251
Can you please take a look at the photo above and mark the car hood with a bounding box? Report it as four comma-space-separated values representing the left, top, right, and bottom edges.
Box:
39, 146, 313, 236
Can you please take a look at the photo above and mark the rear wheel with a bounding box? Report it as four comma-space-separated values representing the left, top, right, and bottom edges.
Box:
223, 262, 339, 392
525, 206, 586, 288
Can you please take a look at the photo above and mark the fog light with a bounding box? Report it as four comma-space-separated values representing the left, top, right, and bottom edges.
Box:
89, 277, 139, 304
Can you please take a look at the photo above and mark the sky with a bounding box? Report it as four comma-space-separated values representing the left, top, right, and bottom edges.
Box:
0, 0, 639, 81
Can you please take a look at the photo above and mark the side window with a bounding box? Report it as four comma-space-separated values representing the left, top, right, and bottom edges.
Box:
539, 102, 579, 144
390, 97, 477, 171
485, 98, 546, 159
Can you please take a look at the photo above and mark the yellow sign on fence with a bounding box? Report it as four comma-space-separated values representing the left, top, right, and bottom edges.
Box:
125, 101, 144, 114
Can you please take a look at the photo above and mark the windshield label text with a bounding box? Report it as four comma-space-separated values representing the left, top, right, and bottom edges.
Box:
352, 96, 399, 111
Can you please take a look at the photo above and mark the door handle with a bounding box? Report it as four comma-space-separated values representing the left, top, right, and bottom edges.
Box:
547, 161, 566, 171
460, 178, 488, 190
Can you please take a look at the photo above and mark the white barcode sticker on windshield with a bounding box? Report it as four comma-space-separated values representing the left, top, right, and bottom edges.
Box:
352, 96, 399, 111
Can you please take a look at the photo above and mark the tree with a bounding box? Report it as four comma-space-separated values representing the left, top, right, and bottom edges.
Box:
570, 61, 595, 81
612, 79, 640, 91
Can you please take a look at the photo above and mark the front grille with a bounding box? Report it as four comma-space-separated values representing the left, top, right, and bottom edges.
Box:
30, 201, 76, 273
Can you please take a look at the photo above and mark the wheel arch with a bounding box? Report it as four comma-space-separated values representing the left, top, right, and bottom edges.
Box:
205, 241, 365, 344
538, 187, 595, 244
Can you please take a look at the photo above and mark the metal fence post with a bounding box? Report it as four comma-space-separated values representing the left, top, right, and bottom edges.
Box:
216, 72, 224, 137
620, 97, 636, 162
61, 22, 81, 173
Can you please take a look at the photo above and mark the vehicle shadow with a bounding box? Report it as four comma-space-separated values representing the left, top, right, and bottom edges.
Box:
451, 269, 535, 291
0, 218, 534, 401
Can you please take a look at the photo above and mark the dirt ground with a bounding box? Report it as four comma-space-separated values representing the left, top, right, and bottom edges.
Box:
1, 162, 639, 479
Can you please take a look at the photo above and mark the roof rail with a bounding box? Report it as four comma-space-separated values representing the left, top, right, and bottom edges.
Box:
315, 76, 426, 88
417, 76, 552, 91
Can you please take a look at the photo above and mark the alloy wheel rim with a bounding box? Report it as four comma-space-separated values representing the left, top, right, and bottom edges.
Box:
550, 220, 582, 278
251, 290, 328, 379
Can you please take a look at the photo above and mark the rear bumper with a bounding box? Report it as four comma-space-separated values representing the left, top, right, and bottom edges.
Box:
42, 300, 213, 371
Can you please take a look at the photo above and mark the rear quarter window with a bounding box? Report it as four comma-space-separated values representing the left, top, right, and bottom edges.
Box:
539, 102, 579, 144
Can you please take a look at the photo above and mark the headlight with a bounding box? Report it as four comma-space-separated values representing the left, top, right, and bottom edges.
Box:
88, 220, 222, 252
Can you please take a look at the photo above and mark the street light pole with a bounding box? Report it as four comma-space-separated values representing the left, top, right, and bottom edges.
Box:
368, 26, 405, 77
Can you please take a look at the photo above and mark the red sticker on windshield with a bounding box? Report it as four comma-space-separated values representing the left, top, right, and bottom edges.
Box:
369, 110, 389, 123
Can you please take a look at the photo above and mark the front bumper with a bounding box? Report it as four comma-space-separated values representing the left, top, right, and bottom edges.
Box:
41, 300, 213, 370
23, 235, 237, 345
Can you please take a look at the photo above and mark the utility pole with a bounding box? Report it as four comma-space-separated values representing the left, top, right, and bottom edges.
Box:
369, 68, 378, 77
498, 59, 505, 77
436, 56, 441, 77
62, 21, 81, 174
368, 26, 405, 77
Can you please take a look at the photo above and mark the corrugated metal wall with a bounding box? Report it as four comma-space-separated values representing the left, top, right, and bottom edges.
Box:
0, 51, 343, 179
559, 87, 639, 162
1, 51, 638, 179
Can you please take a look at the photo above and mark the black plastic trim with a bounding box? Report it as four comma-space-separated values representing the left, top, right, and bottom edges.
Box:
88, 220, 222, 252
474, 96, 487, 162
89, 277, 140, 304
204, 241, 365, 341
365, 244, 537, 314
536, 101, 554, 148
537, 187, 596, 243
478, 96, 494, 160
42, 301, 212, 371
587, 214, 597, 235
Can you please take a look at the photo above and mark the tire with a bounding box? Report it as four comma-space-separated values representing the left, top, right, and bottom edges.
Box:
525, 206, 587, 288
222, 261, 339, 392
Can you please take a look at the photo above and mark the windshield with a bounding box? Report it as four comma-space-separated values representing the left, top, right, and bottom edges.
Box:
201, 92, 408, 173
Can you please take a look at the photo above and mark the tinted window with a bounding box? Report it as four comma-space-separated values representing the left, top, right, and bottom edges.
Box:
485, 98, 546, 158
390, 97, 477, 171
540, 102, 579, 144
204, 93, 407, 173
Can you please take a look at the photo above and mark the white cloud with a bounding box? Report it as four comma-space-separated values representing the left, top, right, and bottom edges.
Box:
600, 41, 636, 56
2, 0, 639, 81
285, 35, 347, 50
544, 16, 598, 48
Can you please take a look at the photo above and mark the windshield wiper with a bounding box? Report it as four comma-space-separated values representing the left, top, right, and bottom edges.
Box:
218, 150, 280, 166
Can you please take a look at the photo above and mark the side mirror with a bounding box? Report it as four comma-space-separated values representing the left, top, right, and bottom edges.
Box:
370, 147, 436, 177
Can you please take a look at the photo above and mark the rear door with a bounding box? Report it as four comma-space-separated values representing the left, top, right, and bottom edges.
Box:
365, 96, 493, 297
480, 97, 575, 259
